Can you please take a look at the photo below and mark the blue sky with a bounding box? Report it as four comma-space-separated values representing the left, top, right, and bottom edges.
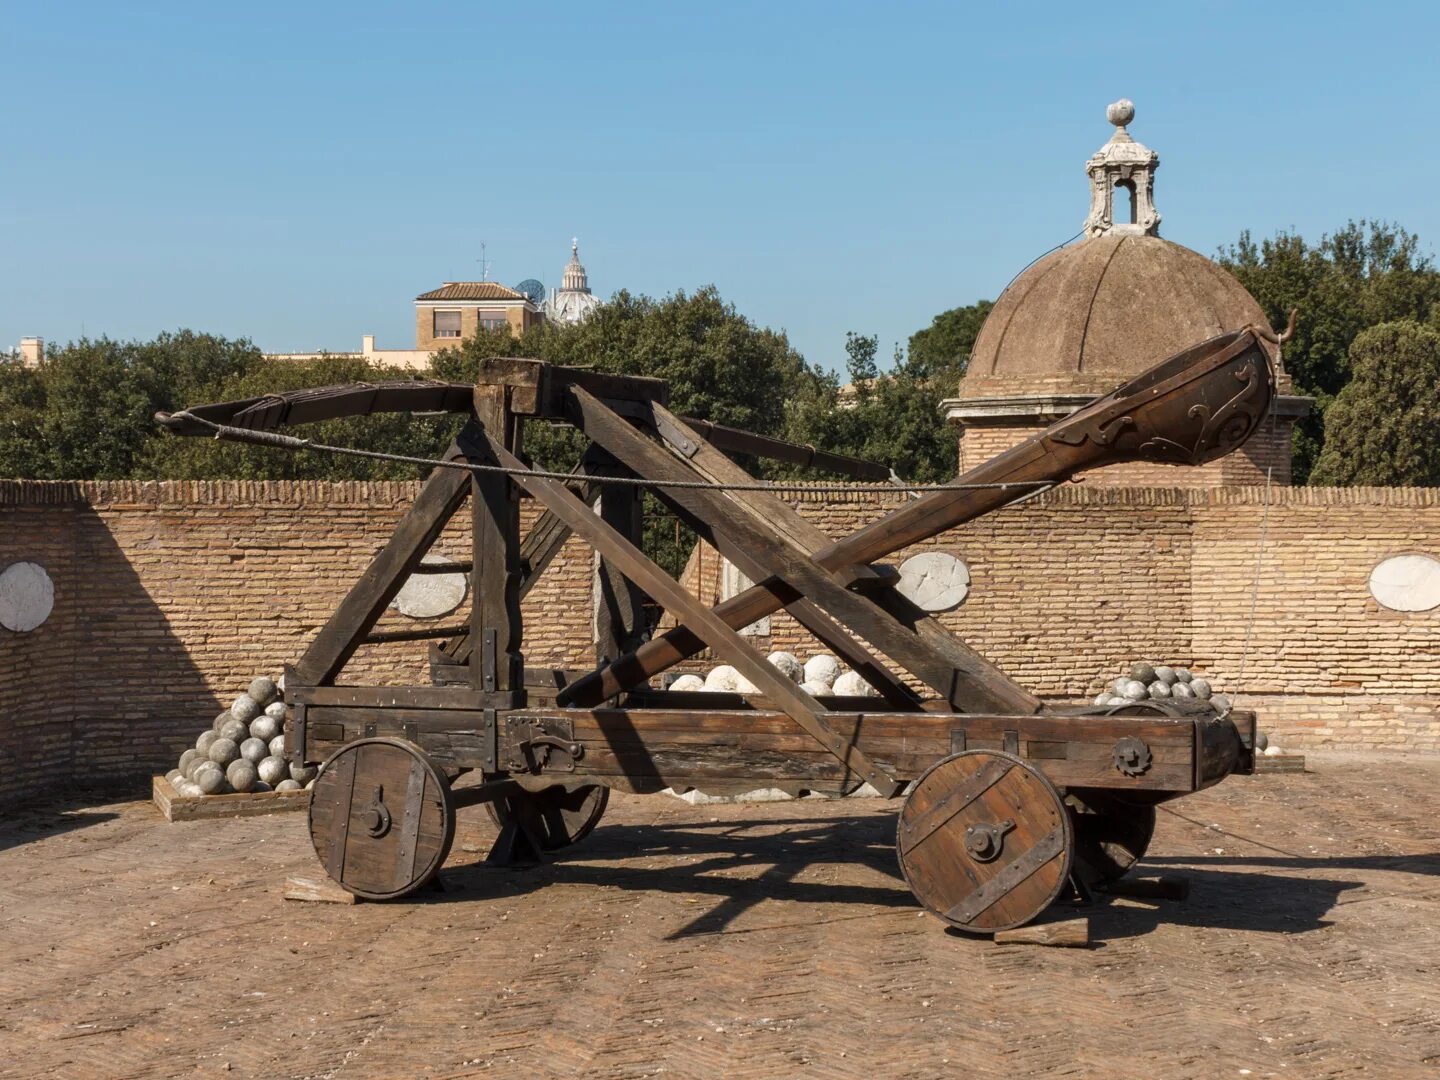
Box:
4, 1, 1438, 372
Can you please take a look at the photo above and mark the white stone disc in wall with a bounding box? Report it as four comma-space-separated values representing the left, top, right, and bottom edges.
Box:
1369, 554, 1440, 612
895, 552, 970, 612
390, 554, 468, 620
0, 562, 54, 632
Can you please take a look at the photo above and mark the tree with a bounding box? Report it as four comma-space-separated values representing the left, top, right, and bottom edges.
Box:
906, 300, 993, 381
1310, 320, 1440, 486
1218, 221, 1440, 482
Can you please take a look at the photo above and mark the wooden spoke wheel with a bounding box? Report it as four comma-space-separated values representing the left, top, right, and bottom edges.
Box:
485, 784, 610, 851
1065, 789, 1156, 886
897, 750, 1073, 934
308, 737, 455, 901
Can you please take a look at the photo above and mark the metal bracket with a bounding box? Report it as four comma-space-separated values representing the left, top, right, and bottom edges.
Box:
502, 716, 580, 773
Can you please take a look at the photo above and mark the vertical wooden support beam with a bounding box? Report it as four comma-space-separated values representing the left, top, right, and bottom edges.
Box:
593, 452, 650, 665
467, 385, 524, 697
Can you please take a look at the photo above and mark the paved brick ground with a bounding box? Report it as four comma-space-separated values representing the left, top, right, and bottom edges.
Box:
2, 754, 1439, 1079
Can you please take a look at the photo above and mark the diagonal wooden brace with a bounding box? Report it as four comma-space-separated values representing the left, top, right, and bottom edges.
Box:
473, 429, 902, 797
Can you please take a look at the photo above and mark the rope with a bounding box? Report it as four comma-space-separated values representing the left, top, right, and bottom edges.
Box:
169, 411, 1055, 497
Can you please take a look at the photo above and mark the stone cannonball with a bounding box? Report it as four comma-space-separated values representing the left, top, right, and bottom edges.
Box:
239, 737, 269, 764
1174, 668, 1193, 683
193, 762, 226, 795
212, 710, 234, 734
803, 654, 841, 688
668, 674, 705, 692
1211, 693, 1232, 712
230, 694, 261, 724
165, 768, 183, 786
799, 680, 831, 697
207, 737, 240, 767
257, 756, 289, 786
1171, 682, 1196, 700
249, 715, 281, 743
833, 670, 876, 697
1256, 731, 1269, 751
180, 780, 204, 798
1153, 666, 1178, 686
1112, 677, 1131, 696
179, 748, 200, 776
1190, 678, 1212, 700
1129, 662, 1157, 685
247, 677, 278, 708
703, 665, 739, 692
766, 651, 803, 682
733, 672, 759, 695
1148, 680, 1173, 699
290, 762, 318, 785
1121, 680, 1149, 701
196, 730, 219, 755
263, 700, 288, 722
276, 779, 303, 792
268, 734, 287, 758
251, 780, 273, 793
184, 754, 211, 781
218, 717, 249, 744
305, 779, 315, 790
1093, 692, 1114, 706
226, 758, 258, 793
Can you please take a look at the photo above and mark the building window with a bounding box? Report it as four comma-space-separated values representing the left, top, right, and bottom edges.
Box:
433, 310, 462, 338
479, 310, 508, 332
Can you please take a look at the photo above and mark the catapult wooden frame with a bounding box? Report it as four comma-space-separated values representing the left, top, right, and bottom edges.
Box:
158, 327, 1274, 931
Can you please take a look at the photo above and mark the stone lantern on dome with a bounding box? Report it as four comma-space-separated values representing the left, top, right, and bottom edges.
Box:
940, 100, 1310, 486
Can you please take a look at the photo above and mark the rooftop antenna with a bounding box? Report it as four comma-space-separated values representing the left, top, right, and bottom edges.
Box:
477, 241, 492, 282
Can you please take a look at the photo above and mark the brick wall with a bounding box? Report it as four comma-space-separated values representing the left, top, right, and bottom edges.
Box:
2, 480, 1438, 807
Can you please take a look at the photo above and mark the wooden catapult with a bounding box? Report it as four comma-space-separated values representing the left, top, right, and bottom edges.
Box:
159, 326, 1274, 933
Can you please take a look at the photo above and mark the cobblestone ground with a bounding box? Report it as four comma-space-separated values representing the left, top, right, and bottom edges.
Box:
2, 753, 1439, 1079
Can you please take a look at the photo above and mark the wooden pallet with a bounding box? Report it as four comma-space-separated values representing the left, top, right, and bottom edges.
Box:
152, 775, 310, 822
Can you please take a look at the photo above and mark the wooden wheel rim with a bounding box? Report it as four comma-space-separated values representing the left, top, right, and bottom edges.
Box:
485, 784, 610, 850
897, 750, 1073, 934
1066, 789, 1156, 885
308, 737, 456, 901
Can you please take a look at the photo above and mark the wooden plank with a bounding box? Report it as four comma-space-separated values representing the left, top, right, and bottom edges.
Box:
993, 918, 1089, 947
283, 876, 358, 904
288, 685, 515, 709
151, 775, 310, 822
289, 427, 477, 686
593, 452, 651, 664
466, 387, 524, 694
470, 428, 902, 797
675, 417, 891, 480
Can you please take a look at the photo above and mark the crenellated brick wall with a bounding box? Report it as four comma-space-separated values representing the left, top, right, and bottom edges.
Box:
2, 480, 1438, 807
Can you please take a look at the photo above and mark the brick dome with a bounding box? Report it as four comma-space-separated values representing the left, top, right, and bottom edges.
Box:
961, 232, 1286, 400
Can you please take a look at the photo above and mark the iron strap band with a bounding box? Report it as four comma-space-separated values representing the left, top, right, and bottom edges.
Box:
899, 757, 1013, 855
946, 826, 1066, 925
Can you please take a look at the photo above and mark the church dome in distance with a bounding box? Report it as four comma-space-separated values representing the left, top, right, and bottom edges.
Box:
960, 100, 1288, 401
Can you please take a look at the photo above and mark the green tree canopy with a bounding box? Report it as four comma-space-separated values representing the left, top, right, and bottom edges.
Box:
1309, 320, 1440, 486
1218, 220, 1440, 481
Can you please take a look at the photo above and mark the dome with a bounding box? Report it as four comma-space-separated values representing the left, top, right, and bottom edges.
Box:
961, 232, 1286, 399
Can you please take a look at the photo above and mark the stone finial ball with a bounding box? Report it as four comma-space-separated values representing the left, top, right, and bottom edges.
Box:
1171, 682, 1196, 699
193, 762, 226, 795
257, 756, 288, 786
247, 677, 278, 707
213, 710, 233, 734
218, 717, 249, 744
269, 734, 287, 758
766, 651, 803, 682
249, 715, 280, 743
803, 654, 841, 688
226, 758, 258, 793
668, 674, 705, 692
1148, 680, 1173, 699
1122, 680, 1149, 701
1153, 666, 1178, 685
1190, 678, 1212, 700
276, 779, 303, 792
1107, 99, 1135, 127
208, 737, 240, 766
239, 737, 268, 764
196, 730, 219, 754
1129, 662, 1157, 684
263, 700, 287, 721
290, 762, 318, 785
230, 694, 261, 724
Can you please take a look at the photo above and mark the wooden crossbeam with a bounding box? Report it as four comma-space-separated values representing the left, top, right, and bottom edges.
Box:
473, 426, 902, 797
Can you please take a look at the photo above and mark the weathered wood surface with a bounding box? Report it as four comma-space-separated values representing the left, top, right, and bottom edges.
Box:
993, 917, 1090, 947
283, 875, 358, 904
152, 775, 309, 822
1255, 753, 1306, 774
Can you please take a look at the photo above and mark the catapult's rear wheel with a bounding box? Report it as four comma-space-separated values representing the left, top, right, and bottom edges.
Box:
898, 750, 1073, 934
1065, 789, 1156, 885
485, 784, 610, 850
308, 738, 456, 900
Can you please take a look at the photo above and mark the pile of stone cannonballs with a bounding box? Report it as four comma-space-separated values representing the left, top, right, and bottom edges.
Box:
165, 676, 318, 797
666, 652, 879, 698
1093, 662, 1232, 712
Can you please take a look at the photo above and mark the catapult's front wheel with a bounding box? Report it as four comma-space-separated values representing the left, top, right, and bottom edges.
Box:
485, 784, 610, 850
308, 737, 456, 900
898, 750, 1073, 934
1065, 789, 1156, 885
